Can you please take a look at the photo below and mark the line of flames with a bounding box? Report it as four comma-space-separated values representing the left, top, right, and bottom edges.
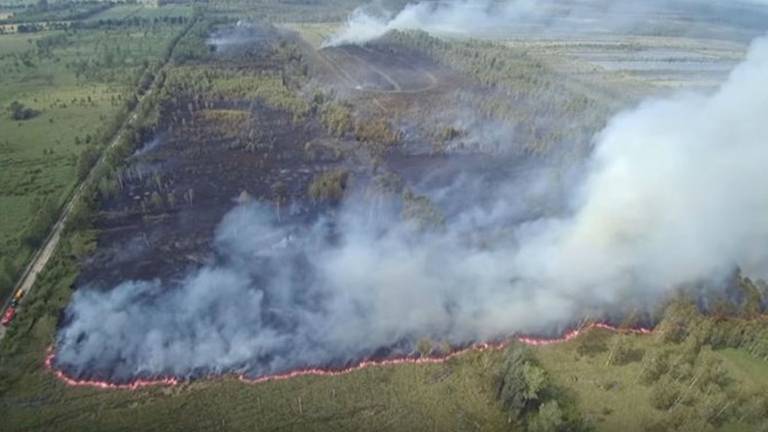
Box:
44, 322, 653, 390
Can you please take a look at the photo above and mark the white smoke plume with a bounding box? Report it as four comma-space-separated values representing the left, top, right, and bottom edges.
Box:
54, 34, 768, 381
323, 0, 540, 46
324, 0, 768, 46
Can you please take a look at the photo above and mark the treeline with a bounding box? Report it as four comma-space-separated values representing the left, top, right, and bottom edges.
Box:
64, 16, 201, 235
637, 287, 768, 431
9, 15, 191, 34
78, 15, 191, 30
655, 276, 768, 360
0, 1, 111, 25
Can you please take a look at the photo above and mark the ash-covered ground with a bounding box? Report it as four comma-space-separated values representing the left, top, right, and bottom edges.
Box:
52, 3, 768, 383
56, 23, 565, 382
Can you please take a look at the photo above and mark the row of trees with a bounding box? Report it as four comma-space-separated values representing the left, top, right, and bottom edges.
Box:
639, 287, 767, 430
64, 15, 200, 233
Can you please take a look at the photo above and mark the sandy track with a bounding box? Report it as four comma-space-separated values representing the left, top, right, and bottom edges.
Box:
322, 46, 439, 95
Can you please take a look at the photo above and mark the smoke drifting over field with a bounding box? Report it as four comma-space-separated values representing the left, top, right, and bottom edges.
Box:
324, 0, 768, 46
53, 35, 768, 381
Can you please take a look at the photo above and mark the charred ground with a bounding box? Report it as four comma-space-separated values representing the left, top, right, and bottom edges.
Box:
1, 1, 768, 431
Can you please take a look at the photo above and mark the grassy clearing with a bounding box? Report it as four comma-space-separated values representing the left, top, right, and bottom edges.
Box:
718, 348, 768, 391
536, 330, 658, 430
279, 22, 339, 49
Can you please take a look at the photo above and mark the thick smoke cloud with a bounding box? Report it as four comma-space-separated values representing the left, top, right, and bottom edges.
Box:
54, 35, 768, 381
324, 0, 768, 46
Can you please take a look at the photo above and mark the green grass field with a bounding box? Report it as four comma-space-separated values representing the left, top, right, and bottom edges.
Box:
0, 23, 186, 298
537, 331, 663, 430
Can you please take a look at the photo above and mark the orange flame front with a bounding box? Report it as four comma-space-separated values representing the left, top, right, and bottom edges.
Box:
45, 322, 652, 390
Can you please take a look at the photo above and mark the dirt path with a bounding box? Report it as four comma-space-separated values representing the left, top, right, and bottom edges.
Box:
327, 46, 439, 95
0, 21, 195, 342
355, 45, 439, 94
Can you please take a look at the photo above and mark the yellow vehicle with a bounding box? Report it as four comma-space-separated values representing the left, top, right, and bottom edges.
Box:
11, 289, 24, 307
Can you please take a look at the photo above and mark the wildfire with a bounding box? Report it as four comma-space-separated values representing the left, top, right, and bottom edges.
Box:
45, 322, 652, 390
44, 350, 179, 389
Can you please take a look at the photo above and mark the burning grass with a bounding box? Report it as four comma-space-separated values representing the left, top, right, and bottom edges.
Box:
44, 322, 652, 390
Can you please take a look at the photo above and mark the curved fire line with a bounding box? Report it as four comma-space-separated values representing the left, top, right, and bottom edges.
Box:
44, 322, 653, 390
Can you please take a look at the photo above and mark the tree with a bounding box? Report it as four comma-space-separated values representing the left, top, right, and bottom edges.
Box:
76, 146, 100, 181
416, 338, 432, 357
649, 377, 680, 410
272, 181, 288, 221
21, 198, 58, 248
528, 401, 564, 432
734, 392, 768, 425
0, 257, 15, 297
696, 353, 730, 391
496, 343, 549, 420
150, 191, 164, 211
308, 169, 349, 204
65, 198, 94, 234
698, 391, 732, 427
711, 297, 737, 321
740, 277, 764, 319
638, 351, 670, 385
402, 189, 445, 231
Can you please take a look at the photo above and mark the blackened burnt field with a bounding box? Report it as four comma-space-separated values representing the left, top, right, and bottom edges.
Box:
52, 23, 597, 384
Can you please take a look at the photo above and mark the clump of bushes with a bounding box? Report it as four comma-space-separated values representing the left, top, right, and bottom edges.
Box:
308, 169, 350, 204
7, 101, 40, 121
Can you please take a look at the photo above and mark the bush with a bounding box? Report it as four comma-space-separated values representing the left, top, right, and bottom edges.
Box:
606, 336, 644, 366
402, 190, 445, 231
7, 101, 39, 120
639, 351, 670, 385
528, 400, 564, 432
649, 377, 680, 410
76, 146, 100, 181
576, 329, 608, 357
496, 343, 548, 420
308, 169, 349, 204
21, 198, 58, 248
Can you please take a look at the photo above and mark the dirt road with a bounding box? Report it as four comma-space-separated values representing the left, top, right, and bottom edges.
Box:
0, 20, 195, 342
0, 109, 143, 341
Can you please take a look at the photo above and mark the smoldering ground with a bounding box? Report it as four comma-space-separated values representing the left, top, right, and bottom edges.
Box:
53, 31, 768, 381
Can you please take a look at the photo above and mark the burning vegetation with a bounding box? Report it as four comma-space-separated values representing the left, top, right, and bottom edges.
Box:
2, 1, 768, 431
